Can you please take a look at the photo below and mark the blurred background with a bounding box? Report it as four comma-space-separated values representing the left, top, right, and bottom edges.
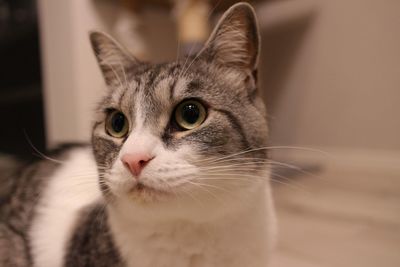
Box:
0, 0, 44, 155
0, 0, 399, 266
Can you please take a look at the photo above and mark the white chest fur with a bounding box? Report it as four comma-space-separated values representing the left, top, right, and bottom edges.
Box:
29, 148, 102, 267
108, 186, 276, 267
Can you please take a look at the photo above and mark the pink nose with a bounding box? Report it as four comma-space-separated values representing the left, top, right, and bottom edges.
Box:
121, 153, 154, 177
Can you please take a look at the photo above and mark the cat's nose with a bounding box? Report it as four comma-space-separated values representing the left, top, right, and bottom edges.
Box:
121, 153, 154, 177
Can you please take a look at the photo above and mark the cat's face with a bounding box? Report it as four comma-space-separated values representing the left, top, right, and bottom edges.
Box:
90, 3, 269, 218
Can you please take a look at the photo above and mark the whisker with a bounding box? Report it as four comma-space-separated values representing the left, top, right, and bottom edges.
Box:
119, 62, 129, 90
197, 173, 266, 183
178, 0, 221, 77
269, 177, 308, 192
199, 158, 317, 178
269, 172, 309, 192
179, 0, 225, 77
24, 131, 64, 164
186, 180, 223, 202
189, 180, 232, 194
196, 146, 330, 165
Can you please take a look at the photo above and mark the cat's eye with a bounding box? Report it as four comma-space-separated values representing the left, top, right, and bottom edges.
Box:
174, 100, 207, 130
105, 110, 129, 138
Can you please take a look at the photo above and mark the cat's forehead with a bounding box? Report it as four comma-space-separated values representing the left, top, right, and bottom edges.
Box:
110, 61, 203, 109
133, 63, 198, 105
102, 62, 200, 129
104, 60, 245, 126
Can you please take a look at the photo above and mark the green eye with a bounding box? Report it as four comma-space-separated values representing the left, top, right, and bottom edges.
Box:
106, 110, 129, 138
174, 100, 207, 130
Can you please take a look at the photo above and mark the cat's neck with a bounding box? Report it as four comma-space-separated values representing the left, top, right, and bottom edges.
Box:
107, 185, 274, 267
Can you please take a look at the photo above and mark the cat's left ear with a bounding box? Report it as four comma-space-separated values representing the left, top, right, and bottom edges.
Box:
200, 3, 260, 72
89, 31, 140, 87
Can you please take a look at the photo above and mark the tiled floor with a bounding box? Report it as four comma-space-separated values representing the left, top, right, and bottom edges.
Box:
270, 150, 400, 267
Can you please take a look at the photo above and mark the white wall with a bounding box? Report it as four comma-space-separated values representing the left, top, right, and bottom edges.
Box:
261, 0, 400, 151
38, 0, 106, 147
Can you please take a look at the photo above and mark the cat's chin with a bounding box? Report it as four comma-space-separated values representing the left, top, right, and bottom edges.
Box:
126, 182, 173, 203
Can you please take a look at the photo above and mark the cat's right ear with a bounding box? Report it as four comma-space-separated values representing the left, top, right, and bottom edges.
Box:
89, 31, 140, 87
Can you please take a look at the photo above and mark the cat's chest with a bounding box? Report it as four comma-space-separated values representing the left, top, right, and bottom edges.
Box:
119, 226, 218, 267
108, 212, 269, 267
109, 222, 217, 267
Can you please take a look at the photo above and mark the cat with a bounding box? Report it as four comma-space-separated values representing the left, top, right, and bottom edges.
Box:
0, 3, 276, 267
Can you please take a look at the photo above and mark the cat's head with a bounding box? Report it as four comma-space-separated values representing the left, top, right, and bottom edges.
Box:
90, 3, 269, 221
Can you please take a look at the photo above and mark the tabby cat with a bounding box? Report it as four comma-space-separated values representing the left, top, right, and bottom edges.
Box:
0, 3, 276, 267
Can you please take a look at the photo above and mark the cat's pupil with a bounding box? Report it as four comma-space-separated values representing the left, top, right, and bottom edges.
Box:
111, 112, 125, 133
181, 104, 200, 124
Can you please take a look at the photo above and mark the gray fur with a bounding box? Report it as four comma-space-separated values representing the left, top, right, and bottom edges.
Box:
0, 154, 62, 266
64, 205, 123, 267
0, 223, 30, 267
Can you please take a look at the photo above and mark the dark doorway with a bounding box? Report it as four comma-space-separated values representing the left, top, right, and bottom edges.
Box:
0, 0, 45, 159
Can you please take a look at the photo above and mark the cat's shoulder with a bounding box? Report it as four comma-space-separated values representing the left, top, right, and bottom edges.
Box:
64, 204, 123, 267
0, 144, 90, 227
29, 144, 103, 267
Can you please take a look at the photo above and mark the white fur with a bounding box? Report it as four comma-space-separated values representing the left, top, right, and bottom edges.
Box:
108, 183, 276, 267
29, 148, 102, 267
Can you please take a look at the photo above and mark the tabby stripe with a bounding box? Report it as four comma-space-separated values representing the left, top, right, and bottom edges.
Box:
146, 64, 162, 88
186, 80, 200, 94
4, 222, 32, 265
118, 86, 129, 107
168, 63, 180, 76
169, 78, 178, 100
214, 108, 251, 150
92, 136, 121, 171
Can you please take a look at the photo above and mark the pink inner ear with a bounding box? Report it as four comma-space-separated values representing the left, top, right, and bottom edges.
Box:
121, 153, 154, 177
